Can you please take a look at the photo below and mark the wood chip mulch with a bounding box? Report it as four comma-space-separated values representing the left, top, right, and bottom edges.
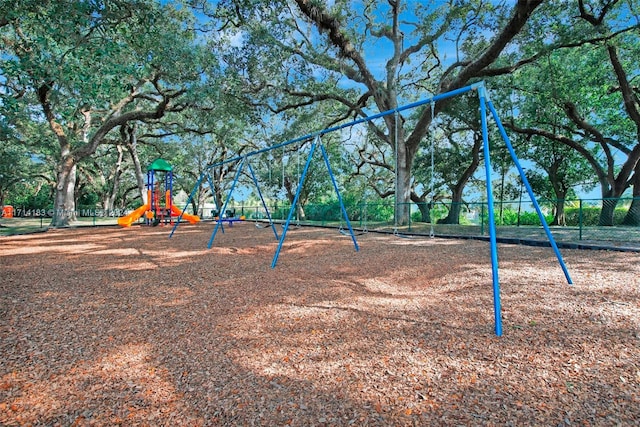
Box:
1, 223, 639, 426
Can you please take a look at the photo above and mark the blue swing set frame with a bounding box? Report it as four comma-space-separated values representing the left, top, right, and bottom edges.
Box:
169, 81, 573, 336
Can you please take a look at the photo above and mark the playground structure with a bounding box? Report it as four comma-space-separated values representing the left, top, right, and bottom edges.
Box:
2, 205, 14, 218
118, 159, 200, 227
170, 81, 574, 336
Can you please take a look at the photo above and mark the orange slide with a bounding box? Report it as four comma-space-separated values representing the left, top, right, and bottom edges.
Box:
170, 205, 200, 224
117, 204, 150, 227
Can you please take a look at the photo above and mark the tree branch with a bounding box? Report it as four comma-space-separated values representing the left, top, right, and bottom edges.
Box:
561, 101, 629, 155
407, 0, 543, 154
578, 0, 620, 26
293, 0, 381, 101
477, 24, 639, 78
77, 88, 186, 159
37, 82, 71, 154
607, 44, 640, 127
445, 0, 544, 92
505, 122, 608, 188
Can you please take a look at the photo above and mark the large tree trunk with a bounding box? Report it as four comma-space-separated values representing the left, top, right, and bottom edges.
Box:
38, 82, 76, 227
284, 175, 308, 221
551, 198, 566, 226
598, 174, 630, 226
623, 164, 640, 226
190, 198, 199, 216
395, 133, 414, 226
52, 156, 77, 227
417, 203, 431, 223
106, 144, 125, 211
211, 169, 225, 214
439, 186, 464, 225
124, 124, 147, 205
599, 196, 619, 226
438, 133, 482, 225
410, 194, 431, 223
623, 197, 640, 226
547, 160, 567, 226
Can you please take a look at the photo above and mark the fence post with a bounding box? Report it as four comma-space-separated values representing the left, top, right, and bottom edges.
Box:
517, 189, 522, 227
480, 202, 485, 235
578, 199, 583, 241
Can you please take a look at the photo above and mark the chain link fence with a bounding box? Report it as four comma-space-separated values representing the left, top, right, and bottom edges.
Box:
234, 197, 640, 249
3, 199, 640, 249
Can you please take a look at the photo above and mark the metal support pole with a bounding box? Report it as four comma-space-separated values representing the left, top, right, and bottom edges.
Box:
479, 85, 503, 337
208, 158, 246, 248
169, 172, 205, 238
320, 143, 359, 251
247, 162, 279, 240
271, 137, 360, 268
485, 98, 573, 285
204, 173, 222, 219
272, 138, 318, 268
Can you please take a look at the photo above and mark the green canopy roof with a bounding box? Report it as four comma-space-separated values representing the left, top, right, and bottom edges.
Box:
148, 158, 173, 172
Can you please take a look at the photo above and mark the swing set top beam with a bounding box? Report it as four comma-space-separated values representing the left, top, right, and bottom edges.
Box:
202, 83, 482, 171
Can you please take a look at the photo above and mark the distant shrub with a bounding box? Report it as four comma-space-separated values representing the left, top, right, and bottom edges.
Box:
517, 211, 553, 226
565, 206, 628, 226
479, 209, 552, 226
411, 210, 424, 223
305, 203, 333, 221
8, 191, 52, 211
362, 202, 393, 222
498, 209, 519, 226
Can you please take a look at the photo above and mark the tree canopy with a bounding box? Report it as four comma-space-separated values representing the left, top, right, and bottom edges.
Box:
1, 0, 639, 228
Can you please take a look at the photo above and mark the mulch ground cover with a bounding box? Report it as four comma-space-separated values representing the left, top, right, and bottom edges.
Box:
1, 223, 639, 426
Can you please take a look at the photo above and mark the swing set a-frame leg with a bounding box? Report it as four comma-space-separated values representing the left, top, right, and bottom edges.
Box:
271, 136, 359, 268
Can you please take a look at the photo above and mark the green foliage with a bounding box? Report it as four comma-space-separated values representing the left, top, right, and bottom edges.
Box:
305, 202, 341, 222
498, 209, 520, 226
429, 203, 450, 223
1, 0, 637, 231
564, 206, 628, 226
302, 199, 394, 223
501, 6, 639, 207
517, 211, 551, 226
7, 188, 53, 211
361, 202, 394, 223
1, 0, 211, 225
476, 206, 553, 226
77, 192, 100, 208
411, 210, 423, 223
